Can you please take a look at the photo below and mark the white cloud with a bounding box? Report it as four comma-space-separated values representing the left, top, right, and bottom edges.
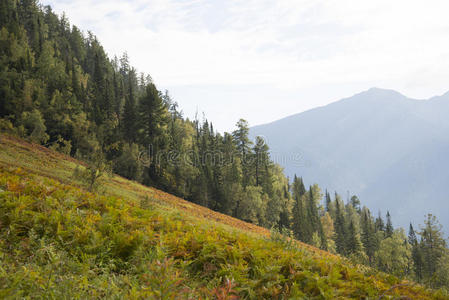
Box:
43, 0, 449, 132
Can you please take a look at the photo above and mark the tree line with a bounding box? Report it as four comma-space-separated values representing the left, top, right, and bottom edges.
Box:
0, 0, 448, 289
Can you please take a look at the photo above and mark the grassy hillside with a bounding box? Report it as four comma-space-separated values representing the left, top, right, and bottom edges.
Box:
0, 134, 446, 299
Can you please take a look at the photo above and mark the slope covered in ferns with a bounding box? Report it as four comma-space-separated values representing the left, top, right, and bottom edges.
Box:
0, 135, 447, 299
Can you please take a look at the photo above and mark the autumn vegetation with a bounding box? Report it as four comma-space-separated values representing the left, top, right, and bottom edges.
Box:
1, 0, 449, 298
0, 135, 447, 299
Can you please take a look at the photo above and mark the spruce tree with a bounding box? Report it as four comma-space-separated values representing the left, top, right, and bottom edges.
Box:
325, 190, 331, 212
232, 119, 252, 158
409, 223, 423, 281
253, 136, 269, 188
361, 208, 375, 264
334, 198, 347, 255
385, 211, 393, 238
122, 77, 137, 143
419, 214, 447, 283
232, 119, 253, 187
138, 83, 169, 183
306, 185, 326, 249
347, 219, 363, 256
350, 195, 361, 213
408, 223, 417, 245
292, 176, 307, 241
375, 211, 385, 233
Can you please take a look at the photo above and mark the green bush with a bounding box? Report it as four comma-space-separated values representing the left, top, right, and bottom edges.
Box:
18, 110, 49, 144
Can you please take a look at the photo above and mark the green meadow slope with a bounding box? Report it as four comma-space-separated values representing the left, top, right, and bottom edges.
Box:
0, 134, 446, 299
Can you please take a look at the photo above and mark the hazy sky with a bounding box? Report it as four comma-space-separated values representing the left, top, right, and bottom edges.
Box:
43, 0, 449, 132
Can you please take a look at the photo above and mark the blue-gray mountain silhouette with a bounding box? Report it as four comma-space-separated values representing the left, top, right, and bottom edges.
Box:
250, 88, 449, 231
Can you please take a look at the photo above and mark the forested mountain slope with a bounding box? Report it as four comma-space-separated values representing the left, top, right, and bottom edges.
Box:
1, 0, 449, 296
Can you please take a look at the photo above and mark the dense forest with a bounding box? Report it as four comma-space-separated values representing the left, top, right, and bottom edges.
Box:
0, 0, 448, 289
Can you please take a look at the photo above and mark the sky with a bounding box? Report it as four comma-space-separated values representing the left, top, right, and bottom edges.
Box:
43, 0, 449, 132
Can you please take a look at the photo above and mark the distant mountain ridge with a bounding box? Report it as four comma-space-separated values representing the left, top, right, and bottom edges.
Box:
250, 88, 449, 230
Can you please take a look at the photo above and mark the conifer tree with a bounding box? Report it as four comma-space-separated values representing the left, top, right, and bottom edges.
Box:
334, 197, 347, 255
325, 190, 331, 212
350, 195, 361, 213
347, 219, 364, 257
305, 185, 325, 247
409, 223, 423, 281
361, 208, 376, 264
419, 214, 447, 284
292, 176, 307, 241
253, 136, 269, 188
278, 184, 292, 230
385, 211, 394, 238
375, 211, 385, 233
138, 83, 169, 183
232, 119, 253, 187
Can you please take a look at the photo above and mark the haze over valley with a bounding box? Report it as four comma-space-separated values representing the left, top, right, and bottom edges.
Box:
251, 87, 449, 230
